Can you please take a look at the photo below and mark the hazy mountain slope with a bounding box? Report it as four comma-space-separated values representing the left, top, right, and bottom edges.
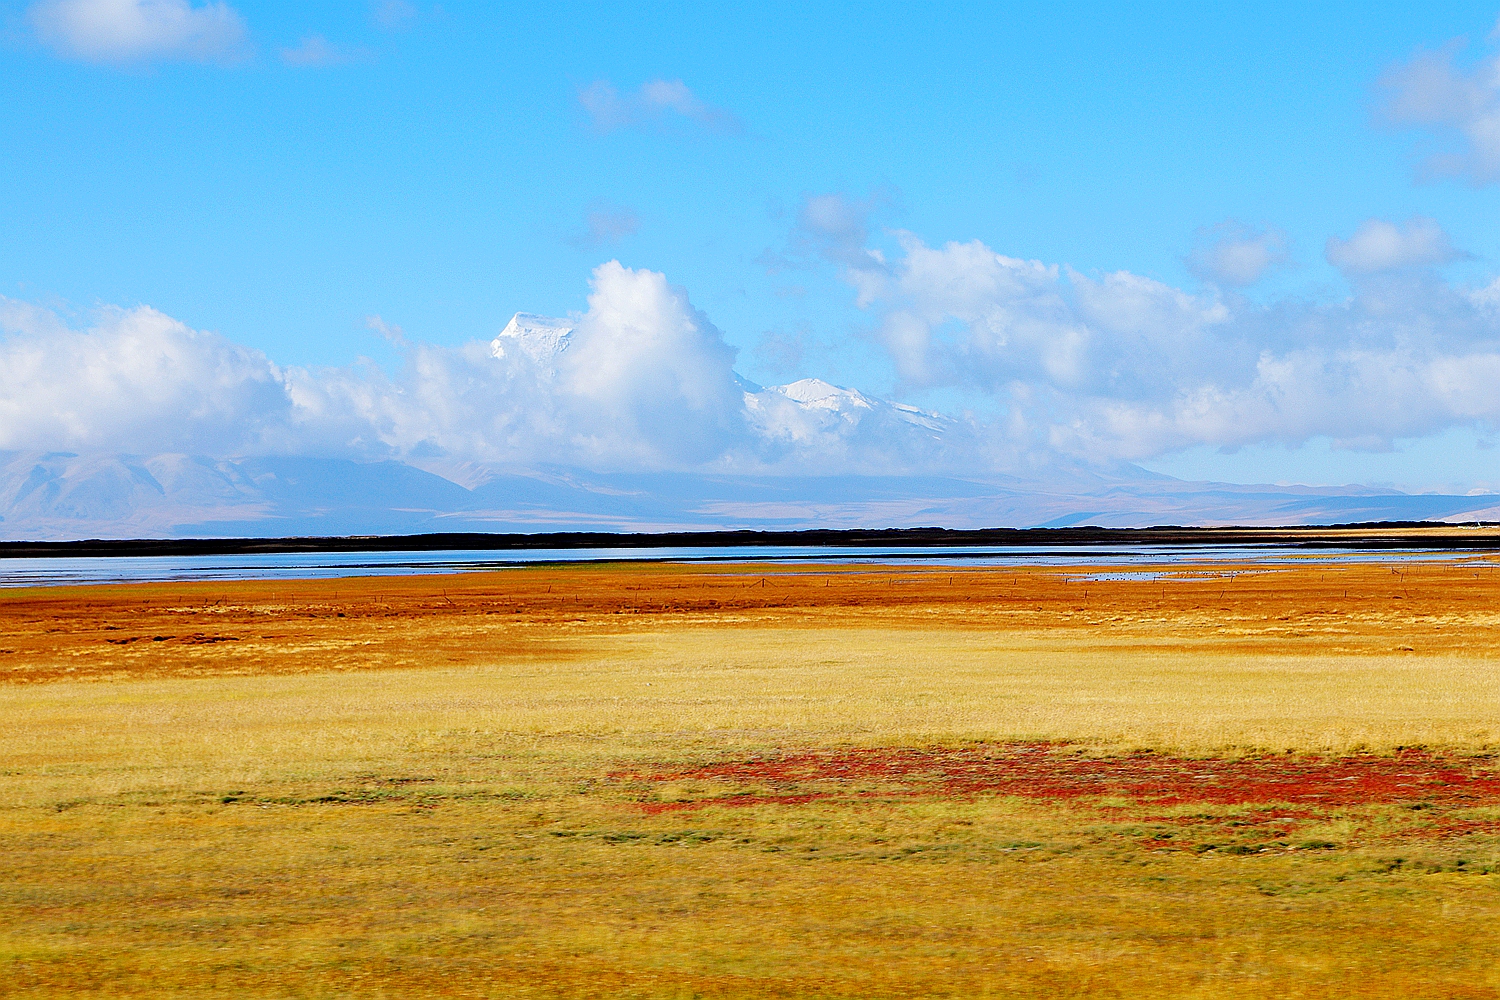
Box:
0, 451, 1493, 540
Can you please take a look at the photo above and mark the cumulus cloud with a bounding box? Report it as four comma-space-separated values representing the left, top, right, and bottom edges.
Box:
555, 262, 747, 465
0, 298, 292, 454
9, 227, 1500, 480
1324, 216, 1468, 274
1379, 34, 1500, 184
566, 203, 639, 249
269, 263, 752, 469
1075, 347, 1500, 458
0, 267, 767, 472
1185, 221, 1290, 286
809, 208, 1500, 461
29, 0, 248, 64
765, 196, 1491, 463
864, 234, 1229, 395
0, 260, 1026, 479
578, 79, 743, 135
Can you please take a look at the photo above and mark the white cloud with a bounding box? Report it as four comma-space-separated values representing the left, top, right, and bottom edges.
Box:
1186, 221, 1290, 286
1055, 345, 1500, 461
29, 0, 248, 64
0, 267, 771, 472
555, 262, 747, 466
578, 79, 743, 135
1324, 216, 1467, 274
818, 209, 1500, 462
1378, 35, 1500, 184
864, 234, 1234, 396
0, 300, 291, 454
8, 227, 1500, 481
0, 260, 1033, 480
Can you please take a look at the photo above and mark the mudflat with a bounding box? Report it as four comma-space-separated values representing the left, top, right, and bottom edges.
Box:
4, 559, 1500, 997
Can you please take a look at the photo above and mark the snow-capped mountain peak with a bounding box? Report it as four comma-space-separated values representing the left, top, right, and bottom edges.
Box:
491, 313, 575, 363
754, 377, 949, 432
771, 378, 875, 410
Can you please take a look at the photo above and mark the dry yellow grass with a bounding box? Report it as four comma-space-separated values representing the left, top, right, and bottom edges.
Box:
3, 559, 1500, 997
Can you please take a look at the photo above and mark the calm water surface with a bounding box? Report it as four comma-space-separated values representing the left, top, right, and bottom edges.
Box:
1, 544, 1495, 588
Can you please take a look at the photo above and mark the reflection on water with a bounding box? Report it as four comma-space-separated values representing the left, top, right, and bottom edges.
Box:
1, 544, 1496, 588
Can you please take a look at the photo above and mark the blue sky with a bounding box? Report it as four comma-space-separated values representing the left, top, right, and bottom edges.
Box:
3, 2, 1500, 492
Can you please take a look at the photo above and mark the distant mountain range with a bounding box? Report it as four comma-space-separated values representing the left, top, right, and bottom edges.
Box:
2, 311, 1493, 541
2, 449, 1495, 541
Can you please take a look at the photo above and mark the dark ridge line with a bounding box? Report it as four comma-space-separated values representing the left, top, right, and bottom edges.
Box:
1, 522, 1499, 559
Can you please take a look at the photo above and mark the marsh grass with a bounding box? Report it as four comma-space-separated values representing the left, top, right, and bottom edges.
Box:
3, 562, 1500, 996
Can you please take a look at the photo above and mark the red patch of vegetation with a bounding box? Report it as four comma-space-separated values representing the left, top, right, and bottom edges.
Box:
628, 744, 1500, 812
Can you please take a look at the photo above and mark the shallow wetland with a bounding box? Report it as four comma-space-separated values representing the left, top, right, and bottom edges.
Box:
3, 550, 1500, 997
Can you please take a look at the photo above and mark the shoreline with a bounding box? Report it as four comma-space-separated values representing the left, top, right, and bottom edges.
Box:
4, 520, 1500, 559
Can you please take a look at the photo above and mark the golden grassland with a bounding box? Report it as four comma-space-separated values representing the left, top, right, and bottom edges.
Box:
4, 557, 1500, 997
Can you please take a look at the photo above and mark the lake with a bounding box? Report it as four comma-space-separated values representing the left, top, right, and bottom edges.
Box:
1, 543, 1494, 588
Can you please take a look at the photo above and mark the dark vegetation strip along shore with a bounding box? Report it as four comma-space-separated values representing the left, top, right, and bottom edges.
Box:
3, 521, 1500, 559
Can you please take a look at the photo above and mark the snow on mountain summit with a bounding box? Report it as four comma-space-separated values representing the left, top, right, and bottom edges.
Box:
490, 313, 574, 363
771, 378, 874, 409
761, 378, 948, 432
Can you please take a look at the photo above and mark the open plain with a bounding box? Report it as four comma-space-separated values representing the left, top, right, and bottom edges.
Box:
4, 554, 1500, 998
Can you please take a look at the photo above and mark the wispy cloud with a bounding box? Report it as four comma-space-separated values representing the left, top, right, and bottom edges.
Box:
1324, 216, 1468, 274
28, 0, 249, 64
750, 329, 808, 377
370, 0, 417, 32
566, 203, 639, 249
279, 34, 369, 68
758, 190, 896, 308
578, 79, 743, 135
1378, 29, 1500, 184
1185, 220, 1290, 287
